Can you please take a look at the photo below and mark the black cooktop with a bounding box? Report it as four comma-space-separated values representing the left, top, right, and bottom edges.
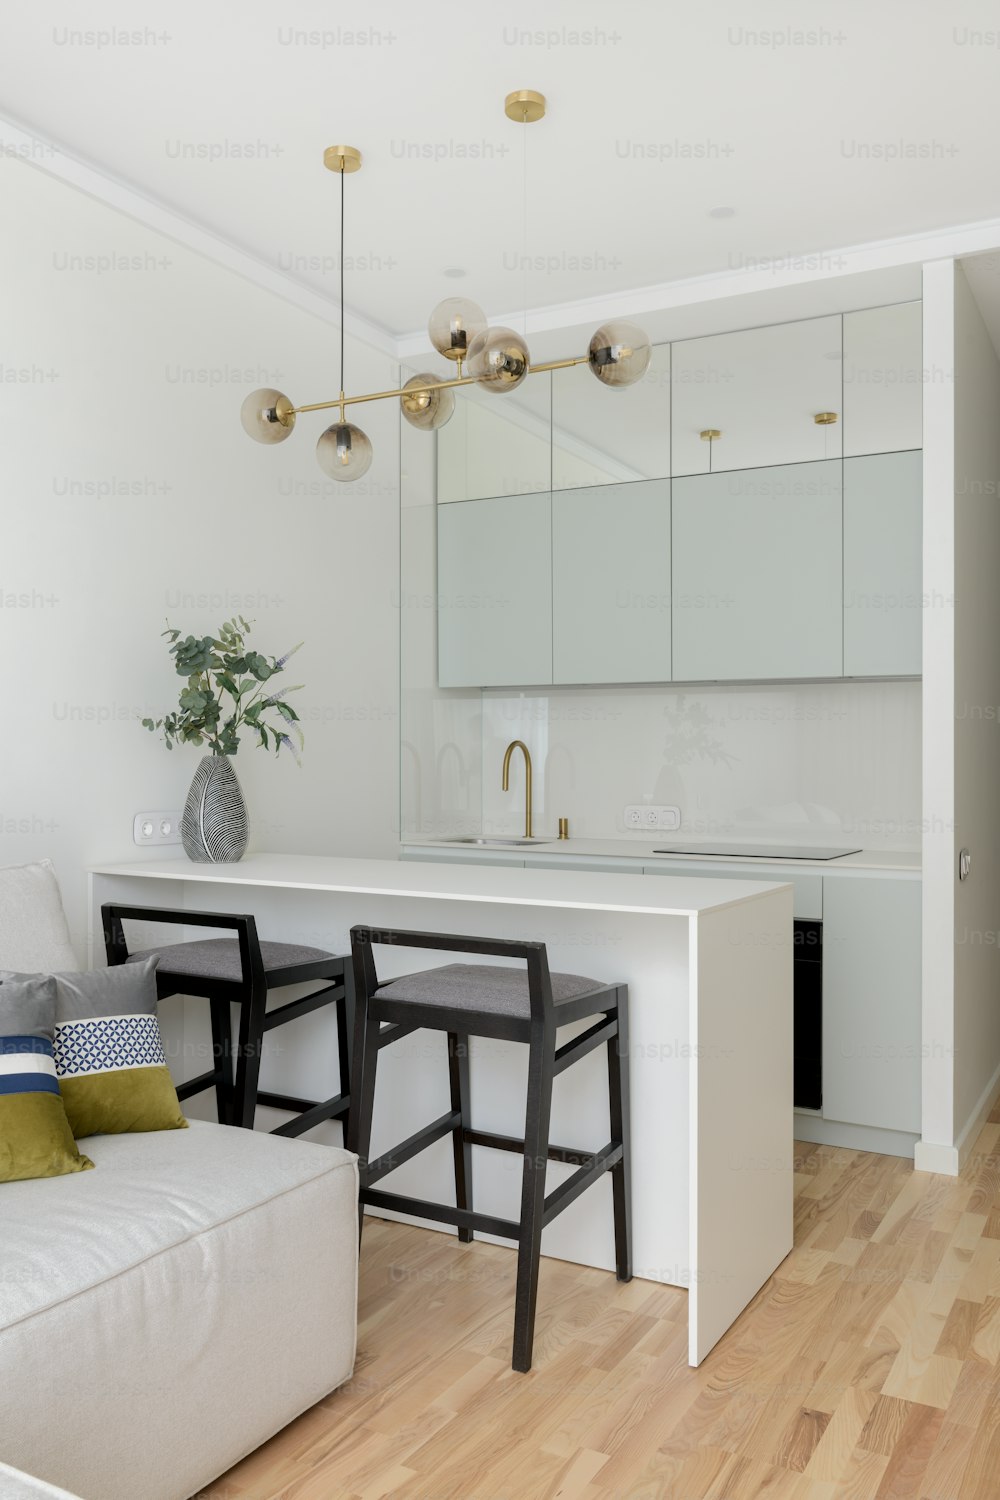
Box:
652, 843, 862, 861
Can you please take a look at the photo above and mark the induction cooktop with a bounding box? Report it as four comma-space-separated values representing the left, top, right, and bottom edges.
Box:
651, 844, 862, 861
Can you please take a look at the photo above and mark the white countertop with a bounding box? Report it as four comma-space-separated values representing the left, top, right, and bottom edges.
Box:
89, 851, 790, 919
403, 836, 921, 874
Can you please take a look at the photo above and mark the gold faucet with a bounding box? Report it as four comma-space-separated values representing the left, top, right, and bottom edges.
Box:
502, 740, 533, 839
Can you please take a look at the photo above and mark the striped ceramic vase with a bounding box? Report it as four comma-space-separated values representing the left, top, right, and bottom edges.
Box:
181, 754, 249, 863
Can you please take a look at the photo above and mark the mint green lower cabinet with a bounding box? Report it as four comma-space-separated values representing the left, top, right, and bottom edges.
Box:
552, 480, 671, 684
822, 875, 921, 1133
671, 460, 843, 680
843, 451, 922, 677
437, 491, 552, 688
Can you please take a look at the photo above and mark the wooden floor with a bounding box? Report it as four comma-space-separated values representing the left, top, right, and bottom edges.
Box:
204, 1120, 1000, 1500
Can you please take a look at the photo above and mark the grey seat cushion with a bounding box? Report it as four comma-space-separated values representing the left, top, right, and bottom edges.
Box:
374, 963, 606, 1018
127, 938, 336, 981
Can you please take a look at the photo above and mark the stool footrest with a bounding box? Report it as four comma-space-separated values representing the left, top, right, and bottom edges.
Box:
543, 1142, 622, 1227
462, 1128, 598, 1167
262, 982, 343, 1032
365, 1110, 462, 1185
268, 1091, 350, 1138
362, 1188, 521, 1242
377, 1021, 420, 1050
176, 1068, 224, 1101
553, 1015, 618, 1077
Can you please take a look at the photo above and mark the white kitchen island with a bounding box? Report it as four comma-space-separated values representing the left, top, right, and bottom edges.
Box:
88, 853, 793, 1366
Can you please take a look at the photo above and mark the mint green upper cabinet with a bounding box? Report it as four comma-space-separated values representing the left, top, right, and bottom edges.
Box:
437, 491, 552, 688
552, 480, 671, 685
844, 451, 922, 677
671, 316, 843, 475
436, 375, 551, 504
672, 460, 843, 681
552, 344, 670, 490
843, 303, 922, 457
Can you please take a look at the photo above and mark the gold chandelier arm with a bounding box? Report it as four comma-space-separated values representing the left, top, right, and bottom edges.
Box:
289, 354, 589, 417
527, 355, 589, 373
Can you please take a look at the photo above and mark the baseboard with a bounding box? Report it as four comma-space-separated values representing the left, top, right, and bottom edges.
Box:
913, 1060, 1000, 1177
793, 1112, 917, 1160
956, 1057, 1000, 1170
913, 1139, 961, 1175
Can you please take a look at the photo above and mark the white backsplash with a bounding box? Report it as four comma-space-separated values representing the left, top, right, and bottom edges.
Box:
479, 680, 922, 850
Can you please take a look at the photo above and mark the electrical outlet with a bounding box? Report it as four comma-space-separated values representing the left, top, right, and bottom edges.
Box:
623, 804, 681, 832
133, 810, 184, 847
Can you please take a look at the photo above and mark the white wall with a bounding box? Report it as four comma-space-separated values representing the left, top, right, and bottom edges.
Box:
920, 258, 1000, 1171
919, 260, 957, 1166
952, 264, 1000, 1140
0, 155, 400, 959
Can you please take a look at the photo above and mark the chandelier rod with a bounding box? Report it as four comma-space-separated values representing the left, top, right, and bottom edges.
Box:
290, 354, 588, 417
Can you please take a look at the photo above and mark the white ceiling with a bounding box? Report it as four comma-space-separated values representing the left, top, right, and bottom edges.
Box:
3, 0, 1000, 343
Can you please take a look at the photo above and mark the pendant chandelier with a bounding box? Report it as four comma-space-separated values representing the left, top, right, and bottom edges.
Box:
240, 91, 651, 481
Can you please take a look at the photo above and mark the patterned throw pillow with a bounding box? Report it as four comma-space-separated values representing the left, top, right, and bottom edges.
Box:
50, 959, 188, 1138
0, 973, 94, 1181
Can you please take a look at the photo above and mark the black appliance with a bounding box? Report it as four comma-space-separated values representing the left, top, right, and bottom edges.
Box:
794, 919, 823, 1109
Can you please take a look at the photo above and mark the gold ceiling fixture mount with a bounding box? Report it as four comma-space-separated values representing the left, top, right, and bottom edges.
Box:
700, 429, 722, 441
814, 411, 838, 425
504, 89, 546, 123
240, 92, 650, 482
323, 145, 362, 174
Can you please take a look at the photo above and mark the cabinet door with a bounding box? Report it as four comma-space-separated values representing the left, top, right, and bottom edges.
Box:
552, 480, 670, 684
843, 302, 922, 457
672, 460, 843, 681
437, 492, 552, 687
844, 451, 922, 677
671, 315, 843, 475
822, 876, 921, 1133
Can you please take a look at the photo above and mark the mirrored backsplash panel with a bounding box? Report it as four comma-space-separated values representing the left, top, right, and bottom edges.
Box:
476, 681, 921, 849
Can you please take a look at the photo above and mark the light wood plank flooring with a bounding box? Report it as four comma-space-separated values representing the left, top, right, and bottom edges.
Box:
201, 1121, 1000, 1499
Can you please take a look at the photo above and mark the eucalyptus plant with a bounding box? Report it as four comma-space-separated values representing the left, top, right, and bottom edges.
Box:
143, 617, 304, 760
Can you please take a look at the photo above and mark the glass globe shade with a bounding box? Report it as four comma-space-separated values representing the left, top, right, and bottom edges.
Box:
316, 422, 373, 481
400, 373, 455, 431
587, 322, 652, 388
428, 298, 487, 363
240, 388, 296, 443
467, 326, 530, 393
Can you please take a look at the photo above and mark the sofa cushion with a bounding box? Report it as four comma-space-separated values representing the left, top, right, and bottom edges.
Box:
50, 960, 186, 1138
0, 1120, 356, 1332
0, 1121, 359, 1500
0, 975, 93, 1183
0, 1462, 83, 1499
0, 861, 77, 973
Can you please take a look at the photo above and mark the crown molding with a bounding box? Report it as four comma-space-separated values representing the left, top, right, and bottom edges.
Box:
0, 110, 398, 359
396, 217, 1000, 359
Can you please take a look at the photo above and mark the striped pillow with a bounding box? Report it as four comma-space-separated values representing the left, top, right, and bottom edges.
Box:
51, 959, 187, 1138
0, 974, 94, 1182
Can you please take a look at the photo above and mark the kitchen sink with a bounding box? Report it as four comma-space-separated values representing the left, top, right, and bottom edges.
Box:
444, 837, 553, 848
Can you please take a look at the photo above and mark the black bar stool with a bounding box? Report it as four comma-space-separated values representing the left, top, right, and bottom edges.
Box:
102, 903, 352, 1138
347, 925, 631, 1373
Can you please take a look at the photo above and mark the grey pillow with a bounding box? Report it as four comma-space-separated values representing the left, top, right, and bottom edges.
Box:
51, 957, 160, 1023
0, 972, 58, 1040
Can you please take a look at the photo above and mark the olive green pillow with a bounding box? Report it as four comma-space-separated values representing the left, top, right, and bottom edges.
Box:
0, 973, 94, 1182
48, 960, 188, 1138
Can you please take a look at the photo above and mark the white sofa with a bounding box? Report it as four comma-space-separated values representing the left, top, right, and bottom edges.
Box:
0, 1462, 83, 1500
0, 860, 359, 1500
